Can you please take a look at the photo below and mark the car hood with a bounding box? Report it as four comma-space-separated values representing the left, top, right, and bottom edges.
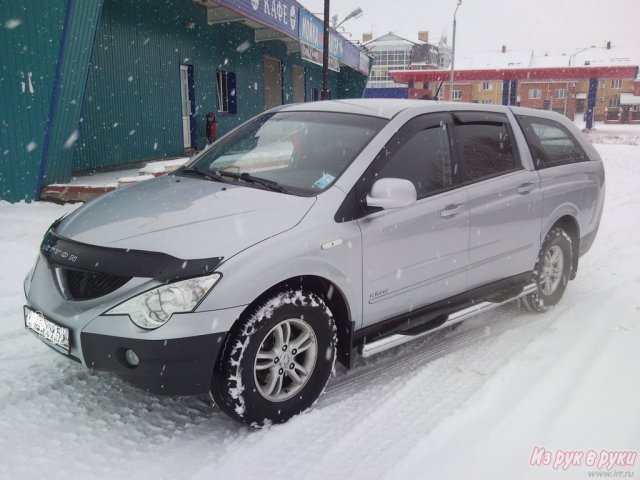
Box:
56, 175, 316, 260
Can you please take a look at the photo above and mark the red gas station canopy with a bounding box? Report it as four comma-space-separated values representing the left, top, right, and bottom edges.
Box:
390, 66, 639, 83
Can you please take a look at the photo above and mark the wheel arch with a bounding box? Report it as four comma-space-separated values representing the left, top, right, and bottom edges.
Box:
229, 275, 354, 369
548, 214, 580, 279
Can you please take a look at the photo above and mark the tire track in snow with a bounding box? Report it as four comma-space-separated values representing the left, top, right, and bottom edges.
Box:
190, 303, 565, 480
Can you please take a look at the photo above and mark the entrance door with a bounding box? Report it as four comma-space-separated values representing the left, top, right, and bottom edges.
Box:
292, 64, 305, 103
180, 64, 194, 149
264, 56, 282, 110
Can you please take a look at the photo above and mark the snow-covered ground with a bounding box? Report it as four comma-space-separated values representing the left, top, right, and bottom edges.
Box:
1, 141, 639, 479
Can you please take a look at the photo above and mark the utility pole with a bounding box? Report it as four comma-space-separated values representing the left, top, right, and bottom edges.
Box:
449, 0, 462, 101
321, 0, 330, 100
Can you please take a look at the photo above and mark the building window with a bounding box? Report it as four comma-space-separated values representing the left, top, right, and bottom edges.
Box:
452, 90, 462, 100
482, 81, 493, 91
609, 94, 620, 108
216, 70, 237, 114
528, 89, 542, 99
611, 79, 622, 89
555, 89, 566, 99
367, 46, 412, 88
481, 99, 492, 104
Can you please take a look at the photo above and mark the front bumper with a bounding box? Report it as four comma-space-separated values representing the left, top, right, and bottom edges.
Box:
25, 253, 246, 396
81, 331, 226, 395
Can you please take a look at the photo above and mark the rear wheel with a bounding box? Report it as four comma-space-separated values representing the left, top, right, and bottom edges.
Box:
522, 227, 573, 312
211, 290, 336, 427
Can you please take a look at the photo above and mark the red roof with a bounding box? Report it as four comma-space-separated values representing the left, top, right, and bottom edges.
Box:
390, 66, 639, 83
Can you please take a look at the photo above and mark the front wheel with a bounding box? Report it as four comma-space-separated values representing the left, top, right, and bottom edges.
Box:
211, 290, 336, 427
521, 227, 573, 313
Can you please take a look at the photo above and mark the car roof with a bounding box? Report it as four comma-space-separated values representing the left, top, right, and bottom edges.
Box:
277, 99, 439, 119
277, 98, 541, 120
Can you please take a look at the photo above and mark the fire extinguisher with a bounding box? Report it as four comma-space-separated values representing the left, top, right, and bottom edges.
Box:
206, 112, 218, 144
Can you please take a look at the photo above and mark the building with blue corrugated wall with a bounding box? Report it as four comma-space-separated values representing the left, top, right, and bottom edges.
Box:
0, 0, 369, 202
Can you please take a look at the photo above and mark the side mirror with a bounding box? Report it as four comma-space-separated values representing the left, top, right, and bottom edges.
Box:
366, 178, 417, 210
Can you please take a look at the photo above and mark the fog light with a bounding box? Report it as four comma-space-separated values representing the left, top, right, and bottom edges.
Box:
124, 349, 140, 367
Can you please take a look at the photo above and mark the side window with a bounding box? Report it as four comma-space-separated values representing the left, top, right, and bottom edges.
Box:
516, 116, 587, 168
456, 122, 517, 181
377, 125, 453, 198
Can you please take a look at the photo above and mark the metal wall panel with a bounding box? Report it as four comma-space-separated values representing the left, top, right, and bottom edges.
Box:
44, 0, 104, 186
0, 0, 103, 201
0, 2, 66, 201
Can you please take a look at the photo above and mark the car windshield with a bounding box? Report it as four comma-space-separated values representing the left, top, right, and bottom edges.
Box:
187, 111, 387, 196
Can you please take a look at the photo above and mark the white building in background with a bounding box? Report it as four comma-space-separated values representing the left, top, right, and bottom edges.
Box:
363, 32, 451, 89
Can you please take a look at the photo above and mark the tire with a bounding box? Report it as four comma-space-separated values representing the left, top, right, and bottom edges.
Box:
521, 227, 573, 313
211, 290, 336, 427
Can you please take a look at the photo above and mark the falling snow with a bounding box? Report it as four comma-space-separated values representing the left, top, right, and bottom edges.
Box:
236, 41, 251, 53
4, 18, 22, 29
63, 130, 79, 150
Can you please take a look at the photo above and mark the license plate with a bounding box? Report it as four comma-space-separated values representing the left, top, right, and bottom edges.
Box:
24, 307, 70, 352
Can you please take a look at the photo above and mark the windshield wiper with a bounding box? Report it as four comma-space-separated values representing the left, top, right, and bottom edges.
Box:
179, 167, 226, 182
214, 170, 289, 194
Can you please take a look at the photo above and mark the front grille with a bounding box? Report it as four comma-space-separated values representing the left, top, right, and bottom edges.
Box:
63, 269, 131, 300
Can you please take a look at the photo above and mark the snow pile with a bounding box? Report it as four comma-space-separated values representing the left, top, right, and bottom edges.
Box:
139, 157, 190, 176
581, 123, 640, 145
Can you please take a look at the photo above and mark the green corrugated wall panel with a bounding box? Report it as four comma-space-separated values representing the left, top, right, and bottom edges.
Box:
76, 0, 212, 169
44, 0, 104, 185
76, 0, 360, 171
0, 1, 66, 201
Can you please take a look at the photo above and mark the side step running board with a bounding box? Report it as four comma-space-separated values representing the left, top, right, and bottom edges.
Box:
360, 283, 537, 358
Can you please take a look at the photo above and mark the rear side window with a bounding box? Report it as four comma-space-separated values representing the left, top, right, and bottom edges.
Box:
377, 125, 453, 198
516, 115, 588, 169
455, 122, 518, 181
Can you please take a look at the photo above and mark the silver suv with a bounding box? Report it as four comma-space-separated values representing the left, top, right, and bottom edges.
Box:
23, 100, 604, 426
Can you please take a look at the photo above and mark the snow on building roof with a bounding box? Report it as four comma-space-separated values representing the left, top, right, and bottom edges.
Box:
414, 45, 638, 75
469, 50, 533, 69
531, 54, 571, 68
572, 46, 640, 67
364, 32, 425, 48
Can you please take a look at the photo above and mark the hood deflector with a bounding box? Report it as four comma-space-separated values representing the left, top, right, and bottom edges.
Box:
41, 223, 222, 283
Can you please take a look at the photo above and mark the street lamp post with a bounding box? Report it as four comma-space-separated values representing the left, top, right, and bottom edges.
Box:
336, 7, 363, 28
449, 0, 462, 101
322, 4, 363, 100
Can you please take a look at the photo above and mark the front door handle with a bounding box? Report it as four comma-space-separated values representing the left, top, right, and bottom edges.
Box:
517, 182, 535, 195
440, 203, 464, 219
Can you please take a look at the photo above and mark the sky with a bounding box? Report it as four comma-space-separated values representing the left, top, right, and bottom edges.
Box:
302, 0, 640, 57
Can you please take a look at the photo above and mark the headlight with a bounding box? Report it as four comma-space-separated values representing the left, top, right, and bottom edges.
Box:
107, 274, 221, 329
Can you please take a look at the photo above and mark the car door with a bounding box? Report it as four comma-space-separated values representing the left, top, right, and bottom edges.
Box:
358, 113, 470, 327
453, 111, 543, 289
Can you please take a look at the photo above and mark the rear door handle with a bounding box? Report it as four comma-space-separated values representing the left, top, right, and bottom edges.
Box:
440, 203, 465, 219
517, 182, 535, 195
